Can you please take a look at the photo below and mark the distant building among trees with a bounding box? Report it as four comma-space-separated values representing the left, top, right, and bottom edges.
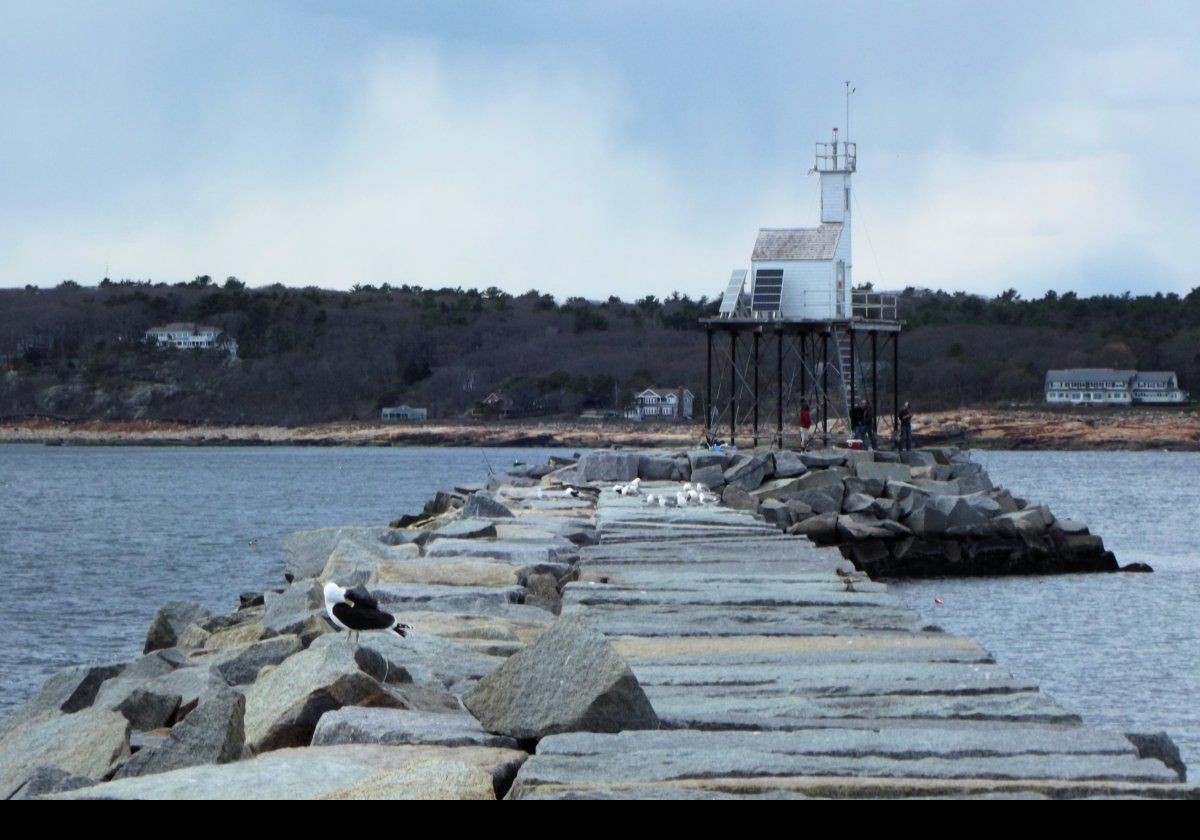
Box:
1045, 369, 1188, 405
145, 323, 237, 358
381, 404, 428, 421
625, 387, 695, 421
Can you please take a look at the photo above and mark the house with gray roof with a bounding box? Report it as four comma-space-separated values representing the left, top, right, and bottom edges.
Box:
1045, 369, 1187, 405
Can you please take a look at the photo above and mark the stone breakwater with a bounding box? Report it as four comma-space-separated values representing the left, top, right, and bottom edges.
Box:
0, 450, 1191, 799
576, 445, 1129, 579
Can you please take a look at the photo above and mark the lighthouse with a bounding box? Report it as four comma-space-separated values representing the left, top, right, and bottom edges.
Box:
721, 128, 856, 320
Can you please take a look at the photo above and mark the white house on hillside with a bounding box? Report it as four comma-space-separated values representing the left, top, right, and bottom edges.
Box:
145, 323, 238, 358
626, 387, 694, 422
1044, 369, 1187, 405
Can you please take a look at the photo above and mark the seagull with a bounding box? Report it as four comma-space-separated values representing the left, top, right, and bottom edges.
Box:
565, 487, 581, 499
323, 582, 411, 644
834, 560, 868, 592
675, 490, 688, 507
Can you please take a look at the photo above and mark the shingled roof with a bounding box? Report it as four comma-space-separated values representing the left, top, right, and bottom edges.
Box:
752, 224, 843, 261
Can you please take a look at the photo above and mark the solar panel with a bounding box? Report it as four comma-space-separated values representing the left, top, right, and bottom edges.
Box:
751, 268, 783, 312
719, 270, 748, 315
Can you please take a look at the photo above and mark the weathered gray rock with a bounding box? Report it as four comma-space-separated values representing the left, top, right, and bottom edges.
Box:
901, 505, 949, 537
837, 514, 896, 541
724, 453, 774, 492
855, 462, 912, 483
686, 450, 727, 472
787, 488, 842, 515
637, 453, 684, 481
51, 744, 528, 800
461, 492, 516, 519
4, 765, 96, 799
93, 649, 192, 710
1126, 732, 1187, 782
689, 464, 726, 491
721, 484, 759, 512
576, 451, 641, 483
144, 601, 212, 653
0, 708, 130, 793
842, 492, 876, 514
283, 526, 389, 582
242, 639, 402, 753
379, 528, 430, 547
434, 518, 499, 540
800, 450, 846, 468
463, 614, 659, 740
0, 662, 126, 738
205, 635, 303, 686
313, 708, 520, 749
770, 450, 808, 478
759, 500, 793, 528
751, 477, 807, 500
844, 476, 886, 498
115, 687, 245, 778
899, 450, 937, 467
114, 688, 181, 732
262, 581, 323, 628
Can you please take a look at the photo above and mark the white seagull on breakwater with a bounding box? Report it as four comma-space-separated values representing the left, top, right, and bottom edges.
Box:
323, 582, 411, 643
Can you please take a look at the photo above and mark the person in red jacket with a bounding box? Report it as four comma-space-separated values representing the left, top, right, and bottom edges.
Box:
799, 399, 813, 450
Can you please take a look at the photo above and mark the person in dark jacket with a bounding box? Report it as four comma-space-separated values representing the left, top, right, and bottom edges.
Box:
899, 401, 914, 451
859, 400, 877, 450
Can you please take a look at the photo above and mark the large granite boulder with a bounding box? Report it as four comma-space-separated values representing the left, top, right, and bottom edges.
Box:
800, 450, 846, 468
431, 518, 498, 540
116, 687, 245, 778
686, 449, 727, 473
576, 451, 640, 483
4, 766, 96, 799
144, 601, 212, 653
721, 484, 759, 512
323, 759, 498, 800
0, 662, 126, 738
463, 614, 659, 740
312, 708, 520, 749
50, 744, 527, 800
284, 526, 390, 582
637, 453, 685, 481
770, 450, 808, 478
723, 453, 773, 492
855, 461, 912, 483
241, 639, 402, 753
204, 635, 303, 686
461, 492, 516, 519
689, 464, 726, 491
113, 688, 181, 731
0, 708, 130, 794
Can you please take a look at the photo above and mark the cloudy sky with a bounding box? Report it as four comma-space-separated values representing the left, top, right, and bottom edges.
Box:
2, 1, 1198, 299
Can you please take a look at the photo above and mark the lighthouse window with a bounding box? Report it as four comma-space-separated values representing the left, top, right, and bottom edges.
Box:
845, 186, 850, 211
751, 269, 783, 312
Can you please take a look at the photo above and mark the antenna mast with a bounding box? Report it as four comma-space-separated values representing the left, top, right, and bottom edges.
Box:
845, 80, 856, 142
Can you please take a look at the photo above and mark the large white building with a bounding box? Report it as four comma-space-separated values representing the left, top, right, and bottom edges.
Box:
1044, 369, 1187, 405
722, 129, 855, 320
625, 387, 694, 422
145, 322, 238, 358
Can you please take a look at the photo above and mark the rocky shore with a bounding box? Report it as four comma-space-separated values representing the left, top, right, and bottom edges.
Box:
0, 448, 1191, 799
3, 406, 1199, 449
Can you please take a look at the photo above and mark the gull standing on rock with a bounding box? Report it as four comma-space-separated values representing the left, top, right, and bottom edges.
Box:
323, 582, 411, 643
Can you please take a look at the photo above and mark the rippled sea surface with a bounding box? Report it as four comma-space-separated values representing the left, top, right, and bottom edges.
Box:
2, 446, 1197, 774
0, 445, 564, 719
889, 450, 1200, 772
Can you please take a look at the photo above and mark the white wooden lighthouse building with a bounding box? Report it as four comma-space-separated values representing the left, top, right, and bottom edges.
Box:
721, 129, 856, 320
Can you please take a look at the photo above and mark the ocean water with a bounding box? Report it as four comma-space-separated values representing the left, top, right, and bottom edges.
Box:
889, 450, 1200, 772
0, 444, 565, 719
0, 446, 1196, 774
